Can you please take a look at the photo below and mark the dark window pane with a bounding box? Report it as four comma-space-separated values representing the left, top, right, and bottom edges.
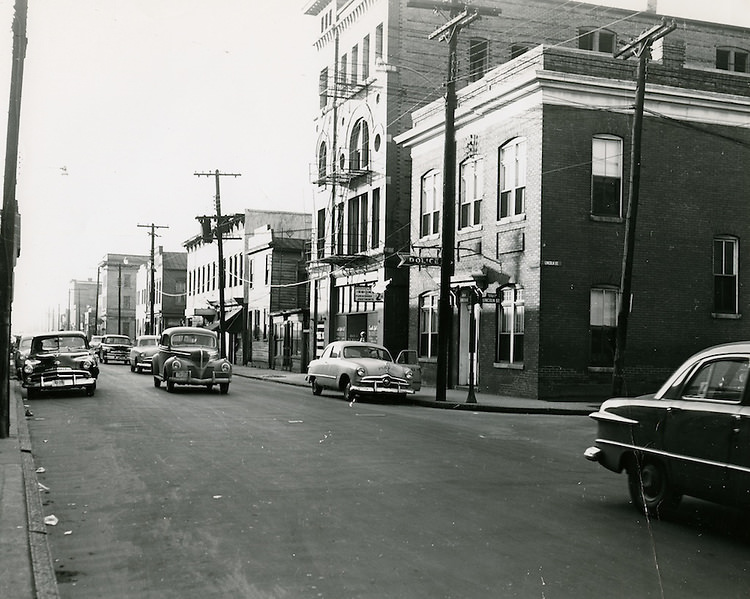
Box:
714, 275, 737, 313
590, 326, 616, 367
599, 32, 614, 54
717, 49, 730, 70
592, 176, 620, 216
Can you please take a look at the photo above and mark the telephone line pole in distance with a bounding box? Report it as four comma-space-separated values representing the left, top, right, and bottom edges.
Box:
138, 222, 169, 335
194, 170, 241, 359
407, 1, 499, 403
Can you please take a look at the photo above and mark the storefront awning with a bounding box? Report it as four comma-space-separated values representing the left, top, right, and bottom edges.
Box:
207, 306, 244, 334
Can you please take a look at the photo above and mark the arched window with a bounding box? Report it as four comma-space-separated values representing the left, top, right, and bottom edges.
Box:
498, 137, 526, 220
318, 141, 327, 185
349, 119, 370, 170
716, 47, 749, 72
591, 134, 623, 217
420, 170, 441, 237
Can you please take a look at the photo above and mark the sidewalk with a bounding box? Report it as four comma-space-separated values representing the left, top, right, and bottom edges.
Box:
2, 367, 600, 599
232, 364, 601, 416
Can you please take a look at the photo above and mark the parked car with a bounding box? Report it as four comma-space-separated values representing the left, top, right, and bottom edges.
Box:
13, 334, 33, 379
99, 334, 132, 364
585, 341, 750, 517
21, 331, 99, 398
306, 341, 420, 401
129, 335, 159, 373
151, 327, 232, 394
89, 335, 103, 355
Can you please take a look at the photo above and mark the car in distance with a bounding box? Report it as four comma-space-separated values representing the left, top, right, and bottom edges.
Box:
21, 331, 99, 398
129, 335, 159, 373
585, 341, 750, 517
14, 334, 33, 379
99, 334, 132, 364
151, 327, 232, 394
89, 335, 103, 355
306, 341, 420, 401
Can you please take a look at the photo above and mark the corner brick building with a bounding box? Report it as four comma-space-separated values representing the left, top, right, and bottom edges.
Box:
306, 0, 750, 398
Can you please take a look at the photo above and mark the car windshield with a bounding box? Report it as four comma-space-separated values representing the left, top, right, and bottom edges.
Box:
35, 336, 86, 352
171, 334, 216, 348
343, 345, 392, 361
105, 336, 130, 344
138, 338, 157, 347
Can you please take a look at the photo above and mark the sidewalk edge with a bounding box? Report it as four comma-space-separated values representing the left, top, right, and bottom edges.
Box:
16, 388, 60, 599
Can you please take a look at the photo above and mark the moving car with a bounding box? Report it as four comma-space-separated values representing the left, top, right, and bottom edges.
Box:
585, 341, 750, 517
89, 335, 103, 355
151, 327, 232, 394
306, 341, 420, 401
21, 331, 99, 398
129, 335, 159, 373
99, 334, 132, 364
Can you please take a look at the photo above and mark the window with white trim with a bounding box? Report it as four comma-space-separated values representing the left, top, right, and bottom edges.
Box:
591, 135, 623, 217
498, 138, 526, 219
590, 287, 619, 367
349, 119, 370, 171
420, 170, 441, 237
496, 286, 524, 364
459, 158, 483, 229
419, 293, 439, 358
714, 236, 738, 314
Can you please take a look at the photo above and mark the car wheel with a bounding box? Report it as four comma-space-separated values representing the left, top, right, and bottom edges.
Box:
219, 383, 229, 395
130, 363, 135, 372
166, 380, 175, 393
627, 456, 681, 518
311, 379, 323, 396
26, 387, 37, 400
153, 376, 161, 388
103, 356, 108, 364
205, 384, 213, 391
86, 382, 96, 397
343, 380, 356, 402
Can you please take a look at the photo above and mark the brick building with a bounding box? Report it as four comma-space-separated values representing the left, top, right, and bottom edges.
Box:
397, 25, 750, 398
134, 247, 187, 337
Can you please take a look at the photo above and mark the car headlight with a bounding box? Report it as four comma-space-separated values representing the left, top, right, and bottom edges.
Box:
82, 359, 93, 369
220, 362, 231, 373
23, 362, 35, 374
172, 359, 182, 370
356, 367, 365, 377
405, 370, 413, 379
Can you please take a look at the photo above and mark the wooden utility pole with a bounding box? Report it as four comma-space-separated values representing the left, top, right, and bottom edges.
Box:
195, 170, 241, 359
138, 223, 169, 335
611, 20, 675, 397
0, 0, 27, 438
408, 1, 499, 402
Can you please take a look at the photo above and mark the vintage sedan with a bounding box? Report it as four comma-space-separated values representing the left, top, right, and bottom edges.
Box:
99, 334, 133, 364
151, 327, 232, 394
129, 335, 159, 373
585, 341, 750, 517
306, 341, 420, 401
21, 331, 99, 398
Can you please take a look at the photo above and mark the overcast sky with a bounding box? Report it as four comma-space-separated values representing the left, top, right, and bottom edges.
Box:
0, 0, 747, 332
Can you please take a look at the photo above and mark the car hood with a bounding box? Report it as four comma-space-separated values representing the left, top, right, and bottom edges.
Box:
345, 358, 410, 376
170, 347, 221, 364
32, 351, 95, 369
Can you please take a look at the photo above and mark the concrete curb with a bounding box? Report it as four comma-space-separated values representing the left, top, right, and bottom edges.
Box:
16, 388, 60, 599
233, 371, 595, 416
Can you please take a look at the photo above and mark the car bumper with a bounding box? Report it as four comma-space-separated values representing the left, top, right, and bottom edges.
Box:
24, 372, 97, 390
103, 352, 129, 361
167, 371, 232, 385
350, 383, 415, 395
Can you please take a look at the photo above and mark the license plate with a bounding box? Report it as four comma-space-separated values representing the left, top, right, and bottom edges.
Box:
53, 379, 65, 387
174, 371, 188, 380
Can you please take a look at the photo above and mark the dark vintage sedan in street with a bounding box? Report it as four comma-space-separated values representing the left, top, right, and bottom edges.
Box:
585, 341, 750, 517
151, 327, 232, 394
306, 341, 420, 401
129, 335, 159, 373
99, 334, 133, 364
21, 331, 99, 398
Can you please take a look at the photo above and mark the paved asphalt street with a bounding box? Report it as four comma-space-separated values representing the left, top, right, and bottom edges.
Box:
1, 365, 600, 598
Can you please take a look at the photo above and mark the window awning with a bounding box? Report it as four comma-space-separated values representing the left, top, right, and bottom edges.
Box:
207, 306, 243, 333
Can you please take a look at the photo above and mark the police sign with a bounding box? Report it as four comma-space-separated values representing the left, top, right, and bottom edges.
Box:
397, 254, 442, 267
